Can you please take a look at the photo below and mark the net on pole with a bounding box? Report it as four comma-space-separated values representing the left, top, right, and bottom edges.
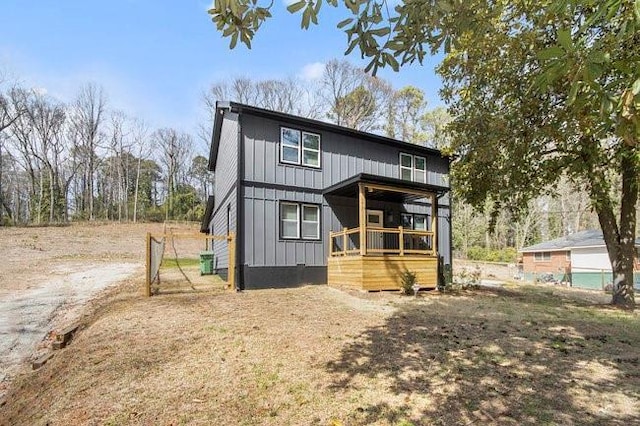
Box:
144, 230, 234, 296
149, 235, 165, 287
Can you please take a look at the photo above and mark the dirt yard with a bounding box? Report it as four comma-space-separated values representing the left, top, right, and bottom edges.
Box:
0, 222, 200, 399
0, 224, 639, 425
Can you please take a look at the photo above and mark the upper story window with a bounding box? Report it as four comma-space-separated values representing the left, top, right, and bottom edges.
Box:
400, 153, 426, 183
280, 127, 321, 168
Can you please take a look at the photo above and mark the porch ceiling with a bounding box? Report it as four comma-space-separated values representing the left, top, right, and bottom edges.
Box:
323, 173, 450, 202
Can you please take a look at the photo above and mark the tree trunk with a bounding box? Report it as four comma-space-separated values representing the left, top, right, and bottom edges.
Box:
89, 157, 94, 220
0, 142, 3, 224
595, 144, 637, 309
611, 146, 637, 307
49, 169, 54, 223
133, 156, 141, 223
37, 169, 43, 224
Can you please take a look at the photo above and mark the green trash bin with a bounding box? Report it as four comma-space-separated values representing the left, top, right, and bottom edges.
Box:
200, 251, 214, 275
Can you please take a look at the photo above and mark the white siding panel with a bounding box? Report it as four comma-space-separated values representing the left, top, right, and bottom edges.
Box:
571, 247, 611, 272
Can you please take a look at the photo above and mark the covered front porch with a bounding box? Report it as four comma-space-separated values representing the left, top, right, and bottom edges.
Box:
324, 174, 449, 291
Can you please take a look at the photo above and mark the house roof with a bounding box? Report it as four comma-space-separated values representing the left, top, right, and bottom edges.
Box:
520, 229, 640, 252
323, 173, 450, 203
208, 101, 450, 171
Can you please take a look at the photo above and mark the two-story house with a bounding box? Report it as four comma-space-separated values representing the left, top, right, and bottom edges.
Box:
201, 101, 452, 290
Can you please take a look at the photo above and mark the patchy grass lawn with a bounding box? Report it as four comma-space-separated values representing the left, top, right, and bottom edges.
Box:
1, 281, 639, 425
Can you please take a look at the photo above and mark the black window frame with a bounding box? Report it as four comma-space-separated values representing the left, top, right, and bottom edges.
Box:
400, 212, 429, 230
278, 201, 322, 241
279, 126, 322, 169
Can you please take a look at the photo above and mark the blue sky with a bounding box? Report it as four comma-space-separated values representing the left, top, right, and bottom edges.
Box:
1, 1, 443, 154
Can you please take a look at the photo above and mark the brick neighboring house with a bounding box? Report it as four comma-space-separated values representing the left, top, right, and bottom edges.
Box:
520, 229, 640, 290
521, 249, 571, 283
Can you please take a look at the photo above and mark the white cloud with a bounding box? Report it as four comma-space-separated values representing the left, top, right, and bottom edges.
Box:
299, 62, 324, 81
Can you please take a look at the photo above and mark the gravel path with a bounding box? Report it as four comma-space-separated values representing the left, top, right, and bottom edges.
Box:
0, 263, 137, 389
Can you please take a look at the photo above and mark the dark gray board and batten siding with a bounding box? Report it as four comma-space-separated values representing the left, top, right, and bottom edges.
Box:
208, 112, 239, 276
242, 114, 449, 191
239, 114, 452, 277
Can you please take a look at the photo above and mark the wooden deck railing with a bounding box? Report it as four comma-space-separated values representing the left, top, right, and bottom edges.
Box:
329, 226, 436, 257
329, 227, 361, 256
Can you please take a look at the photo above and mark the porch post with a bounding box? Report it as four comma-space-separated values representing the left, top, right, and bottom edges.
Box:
431, 193, 438, 255
359, 183, 367, 255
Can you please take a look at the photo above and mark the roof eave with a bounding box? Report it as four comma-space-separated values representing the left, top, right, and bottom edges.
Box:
207, 101, 232, 172
520, 248, 570, 253
226, 101, 451, 160
323, 173, 451, 200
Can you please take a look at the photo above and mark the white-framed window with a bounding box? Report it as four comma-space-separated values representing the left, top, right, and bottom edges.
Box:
366, 209, 384, 228
399, 153, 427, 183
280, 202, 320, 240
414, 214, 427, 230
302, 204, 320, 239
302, 132, 321, 168
280, 127, 301, 165
280, 202, 300, 239
400, 153, 413, 181
414, 156, 426, 183
534, 252, 551, 262
280, 127, 321, 168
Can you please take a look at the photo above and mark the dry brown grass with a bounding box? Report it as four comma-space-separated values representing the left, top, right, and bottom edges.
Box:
1, 275, 639, 425
1, 223, 639, 425
0, 222, 167, 294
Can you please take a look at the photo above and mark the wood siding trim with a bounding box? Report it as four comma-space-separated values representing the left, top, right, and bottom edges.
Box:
328, 255, 438, 291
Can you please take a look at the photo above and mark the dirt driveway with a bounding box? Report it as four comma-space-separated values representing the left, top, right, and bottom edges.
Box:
0, 222, 173, 397
0, 262, 136, 383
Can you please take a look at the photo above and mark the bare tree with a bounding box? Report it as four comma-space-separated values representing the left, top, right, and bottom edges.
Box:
9, 90, 68, 222
104, 110, 136, 221
0, 79, 26, 134
321, 59, 393, 132
68, 83, 106, 220
204, 76, 322, 121
153, 128, 192, 220
188, 155, 212, 200
131, 119, 150, 223
0, 76, 27, 223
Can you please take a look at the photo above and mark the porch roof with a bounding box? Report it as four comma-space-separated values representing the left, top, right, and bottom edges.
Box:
323, 173, 450, 202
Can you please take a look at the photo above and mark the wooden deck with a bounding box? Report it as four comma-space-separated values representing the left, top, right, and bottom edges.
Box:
326, 181, 442, 291
327, 255, 438, 291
